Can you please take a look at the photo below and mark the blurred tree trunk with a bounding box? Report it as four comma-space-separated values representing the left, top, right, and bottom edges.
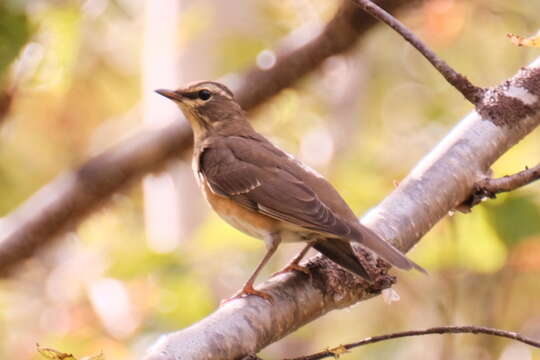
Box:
141, 0, 184, 252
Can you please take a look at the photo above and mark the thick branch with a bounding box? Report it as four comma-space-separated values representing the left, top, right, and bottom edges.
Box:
143, 58, 540, 360
287, 325, 540, 360
0, 0, 421, 276
351, 0, 484, 104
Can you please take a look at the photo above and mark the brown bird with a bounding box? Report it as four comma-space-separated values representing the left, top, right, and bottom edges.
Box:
156, 81, 423, 302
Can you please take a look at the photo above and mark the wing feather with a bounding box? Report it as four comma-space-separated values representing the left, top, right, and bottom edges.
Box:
199, 140, 351, 237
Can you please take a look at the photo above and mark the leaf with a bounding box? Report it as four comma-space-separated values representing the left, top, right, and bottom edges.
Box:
327, 345, 349, 358
507, 32, 540, 48
37, 344, 105, 360
37, 345, 76, 360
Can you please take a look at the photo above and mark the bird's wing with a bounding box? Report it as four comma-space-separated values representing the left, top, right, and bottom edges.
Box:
199, 136, 425, 273
199, 138, 353, 238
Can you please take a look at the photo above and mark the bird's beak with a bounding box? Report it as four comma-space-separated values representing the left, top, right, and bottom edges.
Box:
155, 89, 183, 102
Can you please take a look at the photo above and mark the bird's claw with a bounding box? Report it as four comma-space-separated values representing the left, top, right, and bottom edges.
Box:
220, 285, 273, 306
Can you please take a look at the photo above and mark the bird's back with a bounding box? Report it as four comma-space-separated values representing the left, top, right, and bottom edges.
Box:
199, 132, 360, 231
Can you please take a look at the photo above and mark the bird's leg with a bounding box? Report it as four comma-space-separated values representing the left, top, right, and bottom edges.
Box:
272, 243, 312, 277
221, 233, 280, 305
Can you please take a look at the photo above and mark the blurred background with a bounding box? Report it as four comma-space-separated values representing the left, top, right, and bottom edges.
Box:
0, 0, 540, 359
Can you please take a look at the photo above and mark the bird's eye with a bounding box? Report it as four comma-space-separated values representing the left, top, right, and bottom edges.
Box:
198, 89, 211, 101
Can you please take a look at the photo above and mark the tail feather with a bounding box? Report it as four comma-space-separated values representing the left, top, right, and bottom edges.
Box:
351, 224, 426, 274
313, 239, 372, 280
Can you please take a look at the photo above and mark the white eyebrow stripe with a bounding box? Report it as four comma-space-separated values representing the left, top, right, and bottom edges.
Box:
184, 81, 234, 99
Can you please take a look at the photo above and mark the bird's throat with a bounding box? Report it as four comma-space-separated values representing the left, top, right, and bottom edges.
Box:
179, 106, 211, 140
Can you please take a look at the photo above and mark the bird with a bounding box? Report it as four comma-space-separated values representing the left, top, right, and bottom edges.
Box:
156, 81, 424, 302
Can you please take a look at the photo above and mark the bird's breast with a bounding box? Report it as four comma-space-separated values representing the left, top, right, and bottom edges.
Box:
198, 176, 278, 241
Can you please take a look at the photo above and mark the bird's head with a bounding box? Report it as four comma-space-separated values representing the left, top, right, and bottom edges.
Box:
156, 81, 245, 138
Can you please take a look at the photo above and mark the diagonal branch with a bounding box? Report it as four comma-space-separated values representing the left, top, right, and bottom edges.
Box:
142, 58, 540, 360
286, 325, 540, 360
0, 0, 423, 276
351, 0, 484, 104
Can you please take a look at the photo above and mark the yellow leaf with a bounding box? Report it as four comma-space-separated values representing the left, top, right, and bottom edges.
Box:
37, 345, 105, 360
37, 345, 76, 360
327, 344, 349, 358
507, 33, 540, 47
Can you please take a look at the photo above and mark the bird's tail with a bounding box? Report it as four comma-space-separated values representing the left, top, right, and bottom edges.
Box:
351, 224, 426, 274
313, 239, 372, 280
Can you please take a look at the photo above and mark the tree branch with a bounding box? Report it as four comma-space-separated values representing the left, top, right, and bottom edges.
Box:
479, 163, 540, 194
351, 0, 485, 105
142, 58, 540, 360
0, 0, 422, 276
285, 325, 540, 360
462, 163, 540, 209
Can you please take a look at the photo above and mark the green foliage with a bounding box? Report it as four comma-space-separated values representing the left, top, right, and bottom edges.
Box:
153, 274, 214, 328
414, 208, 507, 273
0, 3, 31, 83
485, 193, 540, 247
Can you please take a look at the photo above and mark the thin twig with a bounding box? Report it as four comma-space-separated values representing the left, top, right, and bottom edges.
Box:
462, 163, 540, 209
479, 163, 540, 194
351, 0, 485, 104
285, 325, 540, 360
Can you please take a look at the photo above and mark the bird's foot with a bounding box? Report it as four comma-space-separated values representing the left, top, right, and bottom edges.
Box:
220, 284, 273, 306
271, 263, 310, 277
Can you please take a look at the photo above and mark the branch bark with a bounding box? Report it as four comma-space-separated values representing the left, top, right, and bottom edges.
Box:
142, 59, 540, 360
0, 0, 421, 276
